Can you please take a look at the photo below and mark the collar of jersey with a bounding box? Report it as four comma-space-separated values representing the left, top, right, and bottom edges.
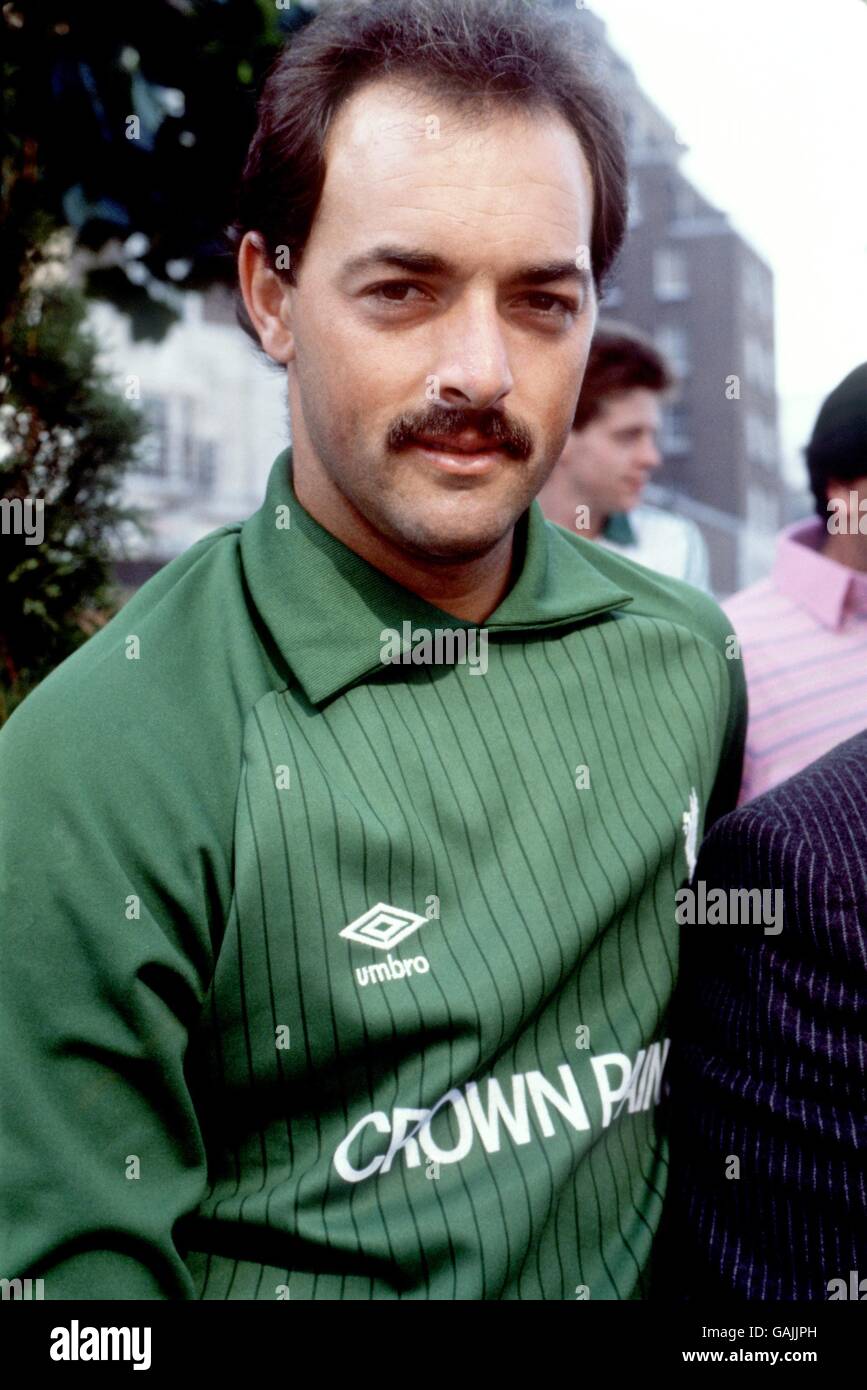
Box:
240, 447, 634, 706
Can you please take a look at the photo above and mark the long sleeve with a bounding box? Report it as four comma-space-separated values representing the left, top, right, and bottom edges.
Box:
0, 692, 216, 1299
0, 532, 266, 1299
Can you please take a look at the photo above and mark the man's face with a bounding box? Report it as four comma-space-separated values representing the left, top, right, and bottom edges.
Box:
281, 80, 597, 560
558, 389, 663, 521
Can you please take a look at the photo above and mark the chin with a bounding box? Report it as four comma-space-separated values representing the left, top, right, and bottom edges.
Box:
411, 525, 509, 563
392, 509, 513, 562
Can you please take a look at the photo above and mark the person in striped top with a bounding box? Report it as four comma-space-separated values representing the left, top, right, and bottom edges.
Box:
724, 362, 867, 805
0, 0, 746, 1300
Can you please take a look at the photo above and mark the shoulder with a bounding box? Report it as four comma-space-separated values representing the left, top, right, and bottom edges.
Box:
629, 506, 709, 575
4, 524, 236, 728
0, 523, 280, 834
633, 505, 704, 546
556, 518, 733, 657
697, 732, 867, 957
722, 575, 783, 629
605, 505, 710, 589
725, 728, 867, 829
701, 730, 867, 871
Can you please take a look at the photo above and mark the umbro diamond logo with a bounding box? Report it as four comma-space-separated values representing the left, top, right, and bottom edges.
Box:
340, 903, 428, 951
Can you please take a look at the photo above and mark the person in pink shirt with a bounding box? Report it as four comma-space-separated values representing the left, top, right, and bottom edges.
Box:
724, 362, 867, 804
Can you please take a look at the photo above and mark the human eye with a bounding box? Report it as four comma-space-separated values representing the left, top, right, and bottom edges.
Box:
366, 281, 432, 306
518, 291, 577, 322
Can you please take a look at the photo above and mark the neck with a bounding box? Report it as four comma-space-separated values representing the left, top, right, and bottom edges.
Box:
822, 529, 867, 574
580, 507, 605, 541
292, 454, 516, 625
536, 473, 605, 539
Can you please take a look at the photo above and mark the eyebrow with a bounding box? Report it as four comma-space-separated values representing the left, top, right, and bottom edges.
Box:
340, 244, 592, 292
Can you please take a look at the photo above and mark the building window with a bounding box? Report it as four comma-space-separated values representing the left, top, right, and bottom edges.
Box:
673, 182, 696, 221
656, 324, 690, 378
761, 344, 776, 396
627, 108, 647, 154
627, 175, 642, 229
133, 393, 217, 491
745, 411, 762, 464
180, 396, 197, 481
654, 246, 689, 301
743, 259, 768, 316
746, 483, 779, 534
661, 403, 691, 456
745, 411, 760, 462
135, 395, 169, 475
745, 411, 779, 467
744, 337, 760, 390
196, 439, 218, 494
744, 337, 777, 398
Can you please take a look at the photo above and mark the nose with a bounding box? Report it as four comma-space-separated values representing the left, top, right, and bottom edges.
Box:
640, 438, 663, 472
433, 293, 514, 412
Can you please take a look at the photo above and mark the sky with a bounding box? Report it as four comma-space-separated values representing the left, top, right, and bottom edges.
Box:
590, 0, 867, 487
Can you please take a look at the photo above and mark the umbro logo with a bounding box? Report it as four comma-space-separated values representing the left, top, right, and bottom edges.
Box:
340, 902, 428, 951
340, 903, 432, 989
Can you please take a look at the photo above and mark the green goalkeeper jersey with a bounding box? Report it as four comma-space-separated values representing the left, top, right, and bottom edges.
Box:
0, 448, 745, 1300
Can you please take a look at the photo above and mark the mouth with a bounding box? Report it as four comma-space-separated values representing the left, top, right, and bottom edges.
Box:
409, 431, 510, 476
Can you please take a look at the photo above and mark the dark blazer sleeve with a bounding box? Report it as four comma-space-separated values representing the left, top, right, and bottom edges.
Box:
655, 738, 867, 1301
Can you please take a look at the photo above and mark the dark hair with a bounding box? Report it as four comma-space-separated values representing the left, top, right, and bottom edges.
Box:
572, 319, 675, 431
805, 363, 867, 516
229, 0, 628, 347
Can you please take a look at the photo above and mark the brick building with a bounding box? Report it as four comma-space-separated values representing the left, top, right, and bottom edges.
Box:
560, 1, 786, 594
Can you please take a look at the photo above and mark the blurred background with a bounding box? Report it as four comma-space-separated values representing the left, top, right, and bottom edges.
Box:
2, 0, 866, 718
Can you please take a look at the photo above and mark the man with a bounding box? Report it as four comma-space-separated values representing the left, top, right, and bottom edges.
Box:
658, 730, 867, 1300
536, 321, 710, 589
0, 0, 745, 1300
724, 362, 867, 804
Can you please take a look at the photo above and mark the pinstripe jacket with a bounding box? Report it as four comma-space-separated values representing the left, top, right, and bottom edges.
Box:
657, 729, 867, 1300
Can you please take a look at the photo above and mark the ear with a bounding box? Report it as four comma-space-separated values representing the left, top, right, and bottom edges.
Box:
824, 476, 851, 510
237, 231, 295, 364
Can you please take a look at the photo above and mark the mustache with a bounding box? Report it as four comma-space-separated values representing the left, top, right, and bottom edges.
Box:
387, 405, 534, 461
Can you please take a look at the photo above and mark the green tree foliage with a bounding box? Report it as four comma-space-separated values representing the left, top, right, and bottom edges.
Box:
0, 262, 146, 722
3, 0, 313, 337
1, 1, 314, 720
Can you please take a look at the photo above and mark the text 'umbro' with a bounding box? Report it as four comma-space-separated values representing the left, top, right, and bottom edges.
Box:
355, 953, 431, 987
